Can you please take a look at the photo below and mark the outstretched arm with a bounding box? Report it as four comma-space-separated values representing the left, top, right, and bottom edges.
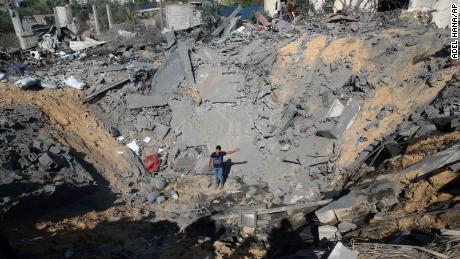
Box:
227, 148, 240, 155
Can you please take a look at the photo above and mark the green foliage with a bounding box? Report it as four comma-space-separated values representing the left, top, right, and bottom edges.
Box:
194, 0, 220, 32
295, 0, 317, 15
0, 7, 14, 33
18, 0, 68, 15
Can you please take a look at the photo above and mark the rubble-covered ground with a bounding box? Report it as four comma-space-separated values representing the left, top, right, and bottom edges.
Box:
0, 8, 459, 259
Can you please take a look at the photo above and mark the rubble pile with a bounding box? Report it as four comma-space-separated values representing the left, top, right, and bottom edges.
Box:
0, 5, 459, 259
0, 105, 95, 215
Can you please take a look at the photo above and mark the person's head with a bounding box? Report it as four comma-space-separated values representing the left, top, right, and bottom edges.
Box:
215, 145, 221, 154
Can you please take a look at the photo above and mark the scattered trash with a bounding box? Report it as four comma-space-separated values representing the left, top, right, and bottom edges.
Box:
143, 136, 151, 143
127, 140, 140, 155
143, 153, 160, 173
171, 189, 179, 200
64, 75, 85, 89
14, 77, 41, 89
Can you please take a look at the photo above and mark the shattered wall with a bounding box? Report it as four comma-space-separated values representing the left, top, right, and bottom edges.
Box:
165, 3, 202, 30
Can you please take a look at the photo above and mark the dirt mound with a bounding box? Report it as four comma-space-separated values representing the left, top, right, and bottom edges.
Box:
0, 86, 134, 192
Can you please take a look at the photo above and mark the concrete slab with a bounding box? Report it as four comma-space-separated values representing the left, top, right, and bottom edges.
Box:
149, 47, 184, 95
317, 99, 361, 139
126, 94, 168, 109
170, 102, 263, 179
315, 192, 368, 224
195, 66, 242, 103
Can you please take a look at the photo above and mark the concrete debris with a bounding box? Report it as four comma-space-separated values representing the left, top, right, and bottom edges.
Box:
398, 145, 460, 181
327, 242, 359, 259
318, 225, 341, 241
152, 177, 166, 190
126, 94, 168, 109
69, 38, 105, 51
83, 77, 131, 103
1, 6, 459, 258
315, 192, 368, 224
317, 99, 361, 139
164, 28, 176, 49
149, 44, 194, 95
0, 105, 94, 216
212, 6, 242, 37
337, 222, 357, 233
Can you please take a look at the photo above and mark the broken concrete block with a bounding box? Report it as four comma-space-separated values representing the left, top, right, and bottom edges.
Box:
177, 41, 195, 85
164, 28, 176, 49
173, 156, 196, 172
315, 192, 367, 224
126, 94, 168, 109
317, 99, 360, 139
326, 99, 345, 118
415, 123, 437, 137
48, 145, 62, 155
398, 144, 460, 181
278, 102, 298, 133
152, 178, 166, 190
327, 242, 358, 259
337, 222, 357, 233
154, 124, 170, 140
318, 225, 341, 241
149, 48, 185, 95
38, 152, 59, 170
384, 141, 403, 156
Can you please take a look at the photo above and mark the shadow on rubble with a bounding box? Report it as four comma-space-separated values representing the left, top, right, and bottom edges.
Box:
3, 214, 227, 258
232, 216, 323, 258
2, 148, 120, 234
223, 159, 247, 184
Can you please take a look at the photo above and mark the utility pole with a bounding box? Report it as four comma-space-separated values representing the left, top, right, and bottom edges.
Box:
106, 4, 113, 29
158, 0, 164, 30
92, 5, 100, 34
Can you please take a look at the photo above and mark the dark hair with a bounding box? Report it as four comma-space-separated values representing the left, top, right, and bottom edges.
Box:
216, 145, 221, 150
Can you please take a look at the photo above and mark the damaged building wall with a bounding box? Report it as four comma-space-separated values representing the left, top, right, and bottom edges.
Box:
165, 3, 202, 30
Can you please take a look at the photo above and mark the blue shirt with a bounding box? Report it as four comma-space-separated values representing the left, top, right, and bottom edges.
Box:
211, 151, 227, 168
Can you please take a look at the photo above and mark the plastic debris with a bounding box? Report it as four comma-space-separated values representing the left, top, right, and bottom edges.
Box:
171, 189, 179, 200
143, 153, 160, 173
127, 140, 140, 155
143, 136, 151, 143
64, 75, 85, 89
15, 77, 41, 89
